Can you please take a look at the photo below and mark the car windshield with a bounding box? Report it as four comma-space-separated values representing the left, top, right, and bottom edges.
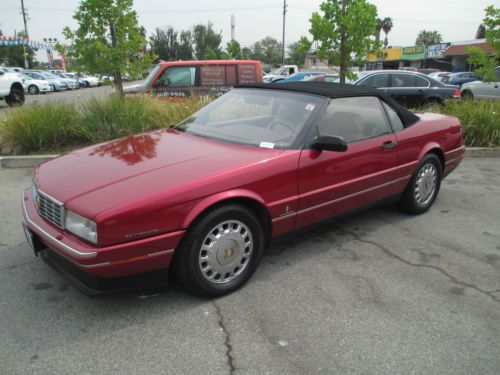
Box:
18, 73, 32, 80
39, 72, 57, 79
175, 89, 324, 149
332, 71, 370, 84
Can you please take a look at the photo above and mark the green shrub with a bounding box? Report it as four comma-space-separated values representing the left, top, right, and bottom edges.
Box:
0, 95, 206, 154
426, 99, 500, 147
0, 102, 80, 153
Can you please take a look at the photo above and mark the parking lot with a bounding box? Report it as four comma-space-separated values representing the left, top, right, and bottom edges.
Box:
0, 158, 499, 375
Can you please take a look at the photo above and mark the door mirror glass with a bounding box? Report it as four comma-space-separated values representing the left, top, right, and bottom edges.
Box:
311, 135, 348, 152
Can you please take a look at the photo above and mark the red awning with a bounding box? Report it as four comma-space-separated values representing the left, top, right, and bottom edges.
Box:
444, 42, 494, 57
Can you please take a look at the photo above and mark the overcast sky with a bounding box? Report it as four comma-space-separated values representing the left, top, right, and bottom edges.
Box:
0, 0, 493, 62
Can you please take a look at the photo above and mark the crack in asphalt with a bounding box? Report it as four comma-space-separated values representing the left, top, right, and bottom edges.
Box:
338, 226, 500, 303
213, 301, 236, 375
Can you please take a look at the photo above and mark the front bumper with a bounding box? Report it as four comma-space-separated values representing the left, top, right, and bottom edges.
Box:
22, 188, 185, 280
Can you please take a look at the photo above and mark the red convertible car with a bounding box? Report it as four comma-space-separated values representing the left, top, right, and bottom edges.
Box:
22, 83, 464, 296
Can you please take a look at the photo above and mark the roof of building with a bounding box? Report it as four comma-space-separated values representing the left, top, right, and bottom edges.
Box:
236, 82, 420, 127
444, 42, 494, 57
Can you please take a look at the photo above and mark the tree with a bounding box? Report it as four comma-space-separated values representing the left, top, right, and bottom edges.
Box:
192, 22, 222, 60
415, 30, 442, 46
226, 39, 243, 59
177, 30, 193, 60
149, 26, 179, 62
467, 6, 499, 82
251, 36, 282, 66
286, 40, 309, 66
60, 0, 153, 95
381, 17, 393, 48
303, 0, 380, 83
476, 24, 486, 39
374, 18, 383, 44
241, 47, 252, 60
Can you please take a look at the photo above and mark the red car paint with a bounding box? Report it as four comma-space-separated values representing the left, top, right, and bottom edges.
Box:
22, 97, 464, 281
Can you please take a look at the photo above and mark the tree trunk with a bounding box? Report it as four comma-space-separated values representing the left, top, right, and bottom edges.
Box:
109, 22, 124, 96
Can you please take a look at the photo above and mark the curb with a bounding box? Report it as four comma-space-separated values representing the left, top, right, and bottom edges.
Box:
465, 148, 500, 158
1, 148, 499, 169
0, 155, 58, 169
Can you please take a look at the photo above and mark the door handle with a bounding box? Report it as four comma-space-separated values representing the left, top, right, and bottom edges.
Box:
381, 140, 397, 150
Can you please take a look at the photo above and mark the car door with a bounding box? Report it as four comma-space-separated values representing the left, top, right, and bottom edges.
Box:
296, 96, 399, 229
389, 73, 428, 106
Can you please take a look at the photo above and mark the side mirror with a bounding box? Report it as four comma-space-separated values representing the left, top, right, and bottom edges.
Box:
311, 135, 348, 152
0, 70, 4, 76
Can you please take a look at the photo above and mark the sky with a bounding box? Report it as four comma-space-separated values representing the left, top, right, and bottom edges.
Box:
0, 0, 495, 62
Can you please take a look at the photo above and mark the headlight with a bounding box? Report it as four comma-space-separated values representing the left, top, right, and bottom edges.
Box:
65, 210, 98, 244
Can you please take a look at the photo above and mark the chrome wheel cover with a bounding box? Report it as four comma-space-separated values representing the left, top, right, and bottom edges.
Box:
198, 220, 253, 284
414, 163, 437, 206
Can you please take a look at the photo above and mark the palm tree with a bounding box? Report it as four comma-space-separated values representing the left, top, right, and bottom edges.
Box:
415, 30, 443, 46
375, 18, 384, 44
381, 17, 393, 48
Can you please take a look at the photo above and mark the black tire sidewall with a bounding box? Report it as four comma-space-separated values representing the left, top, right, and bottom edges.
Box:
175, 205, 265, 297
401, 154, 442, 214
28, 85, 39, 95
6, 88, 25, 106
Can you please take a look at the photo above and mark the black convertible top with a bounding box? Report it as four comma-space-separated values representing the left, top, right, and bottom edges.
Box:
236, 82, 420, 127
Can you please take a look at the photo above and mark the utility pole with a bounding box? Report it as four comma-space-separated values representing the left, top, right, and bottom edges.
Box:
282, 0, 287, 65
20, 0, 30, 68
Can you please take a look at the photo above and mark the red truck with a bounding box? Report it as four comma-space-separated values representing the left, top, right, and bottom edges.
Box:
124, 60, 263, 97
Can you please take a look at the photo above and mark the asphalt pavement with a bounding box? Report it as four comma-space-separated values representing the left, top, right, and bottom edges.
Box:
0, 158, 499, 375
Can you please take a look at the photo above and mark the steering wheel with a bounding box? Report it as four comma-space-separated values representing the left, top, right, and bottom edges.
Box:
267, 119, 295, 133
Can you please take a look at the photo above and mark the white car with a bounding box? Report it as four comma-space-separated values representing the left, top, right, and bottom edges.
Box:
428, 72, 451, 82
17, 73, 53, 95
80, 75, 100, 87
0, 70, 25, 106
461, 67, 500, 99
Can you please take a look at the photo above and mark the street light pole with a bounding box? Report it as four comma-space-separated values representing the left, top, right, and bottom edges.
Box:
20, 0, 30, 68
282, 0, 287, 66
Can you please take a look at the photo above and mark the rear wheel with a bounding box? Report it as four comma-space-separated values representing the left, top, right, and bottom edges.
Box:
28, 85, 39, 95
461, 90, 473, 100
5, 88, 25, 107
173, 204, 265, 297
399, 154, 442, 214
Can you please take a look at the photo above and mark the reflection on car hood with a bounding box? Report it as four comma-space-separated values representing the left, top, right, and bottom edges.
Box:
34, 129, 282, 218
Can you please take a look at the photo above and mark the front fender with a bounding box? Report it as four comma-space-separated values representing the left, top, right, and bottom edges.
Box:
182, 189, 267, 228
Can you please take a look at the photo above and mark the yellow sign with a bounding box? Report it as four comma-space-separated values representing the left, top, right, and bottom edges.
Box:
367, 47, 402, 62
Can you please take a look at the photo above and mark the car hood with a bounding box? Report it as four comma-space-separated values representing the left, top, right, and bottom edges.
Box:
123, 82, 147, 93
34, 129, 282, 218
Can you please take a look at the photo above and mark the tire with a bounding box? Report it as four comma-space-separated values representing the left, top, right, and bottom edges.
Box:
28, 85, 39, 95
5, 87, 25, 107
173, 204, 265, 297
461, 90, 473, 100
85, 81, 90, 88
399, 153, 442, 215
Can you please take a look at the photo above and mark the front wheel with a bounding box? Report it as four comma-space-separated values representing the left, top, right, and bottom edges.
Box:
173, 205, 265, 297
399, 154, 442, 214
5, 88, 25, 107
28, 85, 39, 95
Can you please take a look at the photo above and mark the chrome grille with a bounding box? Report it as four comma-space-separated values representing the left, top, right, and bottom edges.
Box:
33, 183, 65, 229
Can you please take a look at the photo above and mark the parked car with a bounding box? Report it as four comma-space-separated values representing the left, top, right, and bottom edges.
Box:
22, 82, 464, 296
24, 71, 67, 91
263, 65, 299, 83
274, 72, 326, 83
66, 73, 100, 87
45, 71, 80, 90
0, 69, 25, 106
461, 67, 500, 99
442, 71, 479, 86
16, 73, 53, 95
417, 68, 440, 75
51, 71, 86, 88
353, 70, 461, 106
124, 60, 263, 97
305, 74, 339, 83
428, 71, 451, 82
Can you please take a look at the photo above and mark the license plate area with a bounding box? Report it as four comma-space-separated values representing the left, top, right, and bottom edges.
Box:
22, 223, 45, 256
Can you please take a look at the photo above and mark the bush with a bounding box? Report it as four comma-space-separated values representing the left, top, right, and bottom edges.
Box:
0, 95, 206, 154
0, 102, 80, 153
426, 99, 500, 147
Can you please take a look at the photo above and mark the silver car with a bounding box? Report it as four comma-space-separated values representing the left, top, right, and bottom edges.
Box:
461, 67, 500, 99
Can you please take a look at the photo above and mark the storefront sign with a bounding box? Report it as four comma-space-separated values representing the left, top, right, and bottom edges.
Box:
426, 43, 451, 59
402, 46, 426, 60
